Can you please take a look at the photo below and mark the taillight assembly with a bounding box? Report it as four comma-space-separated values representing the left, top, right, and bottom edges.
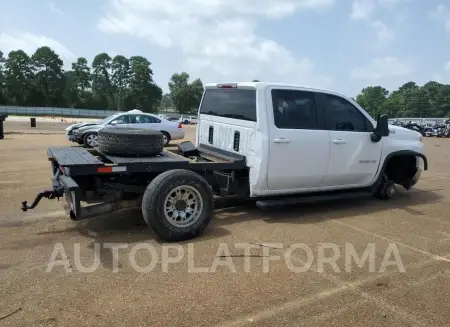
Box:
178, 123, 182, 128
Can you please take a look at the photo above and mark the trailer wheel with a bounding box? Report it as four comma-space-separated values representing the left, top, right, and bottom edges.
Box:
142, 169, 213, 242
97, 127, 164, 156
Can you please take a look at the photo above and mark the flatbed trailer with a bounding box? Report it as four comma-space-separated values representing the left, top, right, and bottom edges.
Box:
21, 142, 249, 241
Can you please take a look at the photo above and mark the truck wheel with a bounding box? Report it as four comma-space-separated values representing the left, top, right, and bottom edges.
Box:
374, 174, 395, 200
97, 127, 164, 156
142, 169, 213, 242
84, 132, 98, 148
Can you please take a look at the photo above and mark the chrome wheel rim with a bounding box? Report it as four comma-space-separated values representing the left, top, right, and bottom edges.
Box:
164, 185, 203, 228
162, 134, 168, 145
86, 134, 98, 147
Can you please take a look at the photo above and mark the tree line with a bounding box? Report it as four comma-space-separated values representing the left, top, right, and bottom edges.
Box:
0, 46, 449, 117
355, 82, 450, 118
0, 47, 203, 114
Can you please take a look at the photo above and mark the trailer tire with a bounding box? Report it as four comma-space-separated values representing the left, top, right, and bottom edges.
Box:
97, 127, 164, 156
142, 169, 213, 242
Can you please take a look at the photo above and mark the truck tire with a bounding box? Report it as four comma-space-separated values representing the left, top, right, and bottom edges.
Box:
97, 128, 164, 156
142, 169, 214, 242
374, 174, 395, 200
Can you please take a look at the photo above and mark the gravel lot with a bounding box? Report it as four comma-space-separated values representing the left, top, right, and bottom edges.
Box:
1, 120, 449, 327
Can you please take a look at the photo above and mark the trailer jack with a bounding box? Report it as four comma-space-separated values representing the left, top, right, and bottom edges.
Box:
21, 189, 62, 212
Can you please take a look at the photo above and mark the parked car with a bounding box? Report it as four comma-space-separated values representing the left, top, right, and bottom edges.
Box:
178, 115, 198, 124
66, 109, 184, 147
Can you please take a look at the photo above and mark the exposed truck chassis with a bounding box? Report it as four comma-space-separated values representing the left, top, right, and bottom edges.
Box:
21, 141, 427, 241
21, 142, 251, 240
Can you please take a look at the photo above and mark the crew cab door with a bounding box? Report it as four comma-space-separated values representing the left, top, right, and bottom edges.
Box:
319, 93, 383, 187
266, 87, 329, 190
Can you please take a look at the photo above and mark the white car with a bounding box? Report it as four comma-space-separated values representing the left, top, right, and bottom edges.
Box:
66, 109, 185, 147
178, 115, 198, 124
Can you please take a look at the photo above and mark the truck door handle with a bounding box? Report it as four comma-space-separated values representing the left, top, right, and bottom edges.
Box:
332, 139, 346, 144
273, 138, 290, 144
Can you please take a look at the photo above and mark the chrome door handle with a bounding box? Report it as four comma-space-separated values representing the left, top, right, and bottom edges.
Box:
332, 139, 346, 144
273, 138, 290, 144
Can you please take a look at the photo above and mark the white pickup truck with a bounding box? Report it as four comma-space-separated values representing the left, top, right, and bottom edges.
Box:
22, 82, 427, 242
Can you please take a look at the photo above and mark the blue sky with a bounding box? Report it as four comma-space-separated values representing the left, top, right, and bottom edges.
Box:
1, 0, 450, 96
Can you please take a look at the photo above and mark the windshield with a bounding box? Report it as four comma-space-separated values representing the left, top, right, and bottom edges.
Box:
199, 88, 257, 122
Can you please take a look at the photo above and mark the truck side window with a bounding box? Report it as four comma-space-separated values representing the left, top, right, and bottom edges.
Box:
271, 89, 319, 129
324, 94, 372, 132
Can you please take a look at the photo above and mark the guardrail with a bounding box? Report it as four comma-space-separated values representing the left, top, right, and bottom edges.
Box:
0, 106, 123, 118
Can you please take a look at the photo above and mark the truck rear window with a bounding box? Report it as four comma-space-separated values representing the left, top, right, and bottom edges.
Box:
199, 89, 257, 122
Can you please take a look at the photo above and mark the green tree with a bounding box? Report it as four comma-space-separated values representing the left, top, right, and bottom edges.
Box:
4, 50, 35, 106
127, 56, 161, 112
168, 72, 204, 114
70, 57, 92, 108
111, 55, 131, 110
159, 93, 173, 110
92, 53, 115, 109
0, 50, 6, 104
63, 70, 79, 108
355, 81, 450, 118
31, 46, 65, 107
355, 86, 389, 116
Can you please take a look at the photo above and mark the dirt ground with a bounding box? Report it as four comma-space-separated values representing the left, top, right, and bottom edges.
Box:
1, 120, 449, 327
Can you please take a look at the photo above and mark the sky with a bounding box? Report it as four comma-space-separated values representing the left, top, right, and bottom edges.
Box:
0, 0, 450, 97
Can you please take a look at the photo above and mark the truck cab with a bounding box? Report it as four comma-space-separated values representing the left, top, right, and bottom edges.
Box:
196, 82, 427, 198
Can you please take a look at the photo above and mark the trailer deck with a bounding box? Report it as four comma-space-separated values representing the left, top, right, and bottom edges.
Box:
47, 142, 246, 176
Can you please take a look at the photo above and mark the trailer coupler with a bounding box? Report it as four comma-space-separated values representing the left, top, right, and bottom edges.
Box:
21, 189, 62, 212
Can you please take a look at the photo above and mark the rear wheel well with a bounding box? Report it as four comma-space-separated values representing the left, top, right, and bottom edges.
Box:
384, 155, 417, 185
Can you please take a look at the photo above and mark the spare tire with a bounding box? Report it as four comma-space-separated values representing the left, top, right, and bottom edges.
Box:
97, 128, 164, 156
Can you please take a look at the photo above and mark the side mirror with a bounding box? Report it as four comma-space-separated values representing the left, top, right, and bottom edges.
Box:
110, 121, 117, 125
371, 114, 389, 142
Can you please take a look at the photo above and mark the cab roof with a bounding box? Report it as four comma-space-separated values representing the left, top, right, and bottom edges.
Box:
203, 82, 349, 99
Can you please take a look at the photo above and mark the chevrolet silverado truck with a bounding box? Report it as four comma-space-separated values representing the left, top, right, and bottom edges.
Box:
21, 82, 427, 242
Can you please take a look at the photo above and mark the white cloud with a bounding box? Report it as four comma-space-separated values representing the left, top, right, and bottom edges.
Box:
350, 0, 409, 20
48, 1, 64, 15
370, 20, 395, 48
431, 71, 450, 85
430, 5, 450, 32
444, 60, 450, 72
350, 56, 412, 80
97, 0, 334, 88
378, 0, 409, 6
350, 0, 376, 20
0, 32, 75, 61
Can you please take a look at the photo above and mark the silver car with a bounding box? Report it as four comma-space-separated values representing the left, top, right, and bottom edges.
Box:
66, 110, 185, 147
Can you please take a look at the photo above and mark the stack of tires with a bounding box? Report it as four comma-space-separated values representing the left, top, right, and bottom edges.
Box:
97, 128, 165, 156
